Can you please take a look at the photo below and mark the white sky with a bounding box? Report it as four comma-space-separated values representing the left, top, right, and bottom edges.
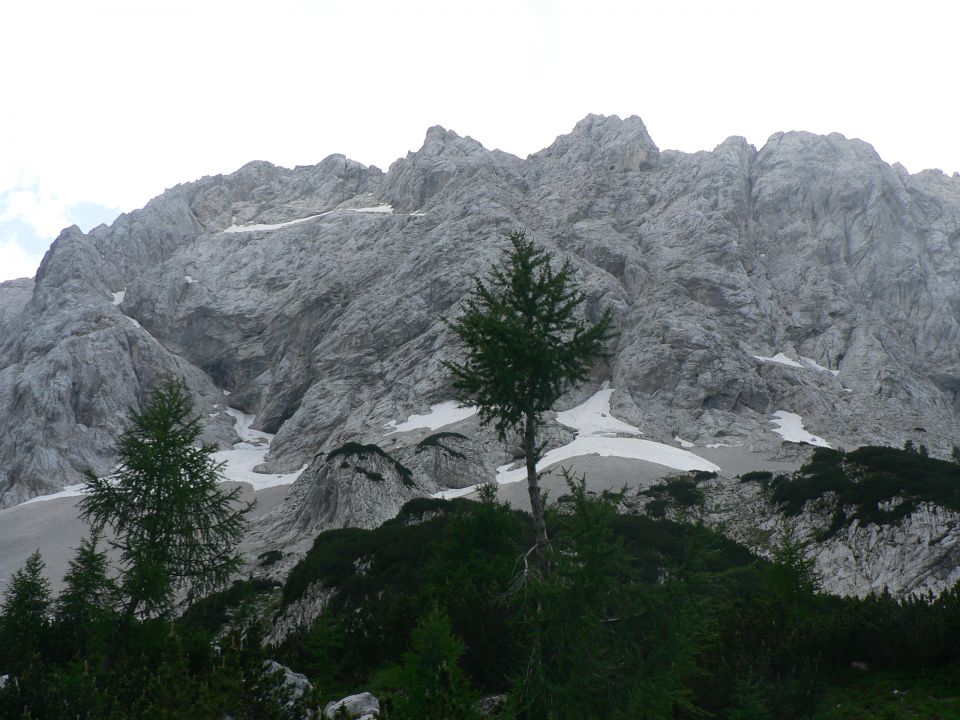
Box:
2, 0, 958, 282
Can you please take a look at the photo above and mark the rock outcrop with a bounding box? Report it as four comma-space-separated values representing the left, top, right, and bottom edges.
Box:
323, 692, 380, 720
703, 476, 960, 598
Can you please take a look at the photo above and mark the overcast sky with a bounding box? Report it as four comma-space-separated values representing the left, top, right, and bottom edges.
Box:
2, 0, 958, 282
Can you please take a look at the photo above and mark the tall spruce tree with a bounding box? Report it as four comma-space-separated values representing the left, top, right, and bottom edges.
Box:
0, 550, 51, 673
56, 532, 120, 658
445, 230, 613, 575
80, 378, 252, 618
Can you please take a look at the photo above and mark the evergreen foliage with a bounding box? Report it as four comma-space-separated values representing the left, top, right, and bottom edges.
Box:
507, 473, 707, 718
771, 445, 960, 536
3, 483, 960, 717
79, 378, 252, 618
415, 431, 469, 459
377, 606, 479, 719
55, 532, 121, 660
640, 473, 706, 518
740, 470, 773, 483
445, 229, 613, 574
0, 550, 51, 674
325, 441, 414, 487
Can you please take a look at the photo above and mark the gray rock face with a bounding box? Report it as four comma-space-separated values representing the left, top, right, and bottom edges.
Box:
2, 114, 960, 513
258, 444, 424, 552
702, 477, 960, 598
265, 581, 333, 647
0, 278, 33, 325
263, 660, 313, 709
323, 692, 380, 720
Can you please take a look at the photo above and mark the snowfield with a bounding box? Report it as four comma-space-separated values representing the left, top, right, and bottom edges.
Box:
555, 387, 641, 436
19, 406, 303, 507
220, 205, 395, 234
753, 351, 840, 376
800, 356, 841, 376
435, 387, 719, 499
22, 483, 88, 505
770, 410, 832, 448
212, 408, 306, 490
384, 401, 478, 434
220, 213, 329, 234
752, 352, 803, 368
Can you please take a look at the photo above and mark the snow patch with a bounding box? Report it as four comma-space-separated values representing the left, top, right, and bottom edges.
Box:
800, 356, 841, 376
15, 407, 303, 507
212, 408, 306, 491
754, 352, 841, 377
752, 352, 803, 368
435, 387, 718, 499
21, 483, 88, 505
555, 387, 641, 437
384, 401, 478, 434
494, 436, 720, 487
220, 212, 328, 234
184, 275, 195, 284
770, 410, 832, 448
675, 436, 694, 448
351, 204, 394, 214
126, 316, 142, 329
111, 290, 125, 305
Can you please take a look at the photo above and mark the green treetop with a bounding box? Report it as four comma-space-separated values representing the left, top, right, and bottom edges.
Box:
445, 230, 613, 575
80, 378, 252, 619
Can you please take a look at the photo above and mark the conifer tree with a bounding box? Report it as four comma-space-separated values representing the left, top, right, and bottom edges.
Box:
0, 550, 51, 673
80, 378, 252, 619
56, 531, 120, 658
388, 606, 478, 720
445, 230, 613, 576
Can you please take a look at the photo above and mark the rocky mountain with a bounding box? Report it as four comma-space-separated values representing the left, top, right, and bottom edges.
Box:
2, 114, 960, 521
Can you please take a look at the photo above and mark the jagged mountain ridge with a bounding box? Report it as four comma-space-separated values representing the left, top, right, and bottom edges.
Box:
1, 113, 960, 507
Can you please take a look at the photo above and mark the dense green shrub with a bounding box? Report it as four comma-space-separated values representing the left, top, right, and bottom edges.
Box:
741, 470, 773, 483
325, 441, 414, 486
415, 431, 469, 459
179, 578, 279, 634
6, 459, 960, 718
771, 445, 960, 537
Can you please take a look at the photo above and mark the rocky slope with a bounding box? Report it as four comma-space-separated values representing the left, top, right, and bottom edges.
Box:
701, 476, 960, 598
2, 114, 960, 516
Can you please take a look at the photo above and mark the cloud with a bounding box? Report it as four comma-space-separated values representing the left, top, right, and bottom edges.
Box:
0, 188, 122, 283
0, 238, 43, 282
0, 187, 70, 240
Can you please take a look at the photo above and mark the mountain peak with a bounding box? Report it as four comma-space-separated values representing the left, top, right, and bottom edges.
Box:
532, 113, 659, 171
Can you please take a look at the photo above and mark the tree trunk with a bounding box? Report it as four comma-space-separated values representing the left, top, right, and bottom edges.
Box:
524, 413, 550, 577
